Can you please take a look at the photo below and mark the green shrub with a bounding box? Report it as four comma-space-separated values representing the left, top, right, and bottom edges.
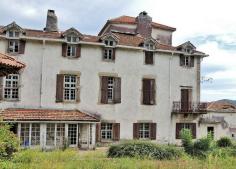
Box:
0, 123, 19, 159
217, 137, 232, 147
180, 129, 193, 154
107, 141, 183, 160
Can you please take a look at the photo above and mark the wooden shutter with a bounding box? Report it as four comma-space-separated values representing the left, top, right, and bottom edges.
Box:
143, 79, 150, 105
150, 123, 156, 140
100, 76, 108, 104
176, 123, 182, 139
190, 56, 194, 67
56, 74, 64, 102
191, 123, 196, 139
180, 54, 185, 66
19, 40, 26, 54
113, 77, 121, 103
76, 76, 80, 102
150, 79, 155, 105
145, 51, 154, 64
112, 48, 116, 61
96, 123, 101, 142
76, 44, 81, 58
0, 77, 3, 101
112, 123, 120, 141
133, 123, 139, 139
62, 43, 67, 57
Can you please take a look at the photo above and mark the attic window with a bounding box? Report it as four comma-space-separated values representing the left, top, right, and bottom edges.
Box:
8, 30, 20, 38
104, 39, 115, 47
145, 43, 155, 50
67, 36, 78, 43
185, 48, 191, 53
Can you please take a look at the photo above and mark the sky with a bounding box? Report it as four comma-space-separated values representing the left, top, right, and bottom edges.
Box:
0, 0, 235, 101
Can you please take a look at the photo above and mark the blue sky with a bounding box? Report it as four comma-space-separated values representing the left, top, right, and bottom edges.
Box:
0, 0, 235, 101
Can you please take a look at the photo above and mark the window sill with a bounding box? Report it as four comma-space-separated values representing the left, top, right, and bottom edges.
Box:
180, 66, 194, 69
101, 139, 113, 143
2, 99, 20, 102
102, 59, 115, 63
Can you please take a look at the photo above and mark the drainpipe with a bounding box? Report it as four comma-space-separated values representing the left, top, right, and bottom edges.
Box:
168, 52, 174, 143
39, 40, 45, 108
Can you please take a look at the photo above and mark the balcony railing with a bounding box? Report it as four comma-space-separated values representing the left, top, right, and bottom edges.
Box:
172, 101, 208, 114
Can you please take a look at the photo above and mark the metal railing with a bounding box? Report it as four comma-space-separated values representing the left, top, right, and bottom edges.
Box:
172, 101, 208, 114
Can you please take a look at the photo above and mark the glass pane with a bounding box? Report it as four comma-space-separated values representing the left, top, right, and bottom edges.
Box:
68, 124, 77, 145
46, 124, 55, 146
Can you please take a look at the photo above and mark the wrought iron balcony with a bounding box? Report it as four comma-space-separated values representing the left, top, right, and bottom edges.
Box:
172, 101, 208, 114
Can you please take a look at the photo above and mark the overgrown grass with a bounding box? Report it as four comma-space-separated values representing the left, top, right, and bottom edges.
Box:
0, 148, 236, 169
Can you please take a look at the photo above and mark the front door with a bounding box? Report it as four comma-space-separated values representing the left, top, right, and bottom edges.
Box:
68, 124, 78, 147
181, 89, 189, 112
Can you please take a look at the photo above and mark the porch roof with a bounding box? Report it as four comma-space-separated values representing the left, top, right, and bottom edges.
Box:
0, 108, 100, 122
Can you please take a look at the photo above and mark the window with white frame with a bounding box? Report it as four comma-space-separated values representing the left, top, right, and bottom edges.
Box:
145, 43, 155, 50
67, 45, 76, 57
89, 124, 92, 144
31, 124, 40, 146
184, 56, 191, 66
8, 30, 20, 38
64, 75, 77, 101
107, 77, 114, 103
68, 124, 77, 145
20, 123, 30, 146
46, 124, 55, 146
104, 39, 114, 47
139, 123, 150, 139
4, 74, 19, 100
56, 124, 65, 146
67, 35, 77, 43
101, 123, 113, 140
8, 40, 19, 53
103, 48, 113, 60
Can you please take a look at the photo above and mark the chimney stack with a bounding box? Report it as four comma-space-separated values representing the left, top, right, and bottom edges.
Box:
135, 11, 152, 38
44, 9, 58, 32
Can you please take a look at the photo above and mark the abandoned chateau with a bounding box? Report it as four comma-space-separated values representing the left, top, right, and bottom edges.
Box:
0, 10, 234, 149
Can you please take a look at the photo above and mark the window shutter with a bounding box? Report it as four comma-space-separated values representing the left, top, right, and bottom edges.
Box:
133, 123, 139, 139
96, 123, 101, 142
191, 123, 196, 139
113, 77, 121, 103
143, 79, 151, 105
112, 48, 116, 60
190, 56, 194, 67
62, 43, 67, 57
0, 77, 3, 101
56, 74, 64, 102
76, 44, 81, 58
180, 54, 185, 66
145, 51, 154, 64
150, 79, 155, 105
150, 123, 156, 140
112, 123, 120, 141
176, 123, 182, 139
101, 76, 108, 104
19, 40, 26, 54
76, 76, 80, 102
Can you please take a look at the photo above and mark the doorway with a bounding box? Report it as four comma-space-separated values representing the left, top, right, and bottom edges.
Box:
207, 126, 214, 139
181, 89, 192, 112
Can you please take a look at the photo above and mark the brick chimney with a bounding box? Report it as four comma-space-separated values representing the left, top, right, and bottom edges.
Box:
135, 11, 152, 38
44, 9, 58, 32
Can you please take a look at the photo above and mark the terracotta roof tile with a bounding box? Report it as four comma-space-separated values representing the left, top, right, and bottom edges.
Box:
0, 52, 25, 69
207, 101, 236, 112
0, 108, 99, 122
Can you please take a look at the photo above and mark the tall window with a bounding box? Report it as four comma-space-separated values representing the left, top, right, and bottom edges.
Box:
67, 45, 76, 57
145, 51, 154, 65
101, 123, 113, 140
142, 78, 155, 105
8, 40, 19, 53
107, 77, 114, 103
103, 38, 115, 61
56, 124, 65, 146
4, 74, 19, 100
20, 123, 30, 146
139, 123, 150, 139
31, 124, 40, 146
64, 75, 76, 101
103, 48, 113, 60
46, 124, 55, 146
68, 124, 77, 145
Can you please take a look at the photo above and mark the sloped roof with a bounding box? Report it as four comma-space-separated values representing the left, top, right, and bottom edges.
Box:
0, 108, 99, 122
207, 101, 236, 113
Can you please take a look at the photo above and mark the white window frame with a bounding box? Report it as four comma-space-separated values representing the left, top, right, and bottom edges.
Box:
63, 75, 77, 101
8, 30, 20, 38
104, 39, 115, 47
66, 35, 78, 43
139, 123, 150, 139
103, 48, 113, 60
31, 123, 40, 146
184, 56, 191, 67
8, 40, 19, 53
107, 77, 114, 103
4, 74, 19, 100
46, 123, 55, 146
20, 123, 30, 147
101, 123, 113, 140
68, 124, 78, 147
144, 43, 155, 51
66, 45, 76, 57
56, 123, 65, 147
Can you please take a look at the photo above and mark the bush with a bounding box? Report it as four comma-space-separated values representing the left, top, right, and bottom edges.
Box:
217, 137, 232, 147
180, 129, 213, 158
107, 141, 183, 160
0, 123, 19, 159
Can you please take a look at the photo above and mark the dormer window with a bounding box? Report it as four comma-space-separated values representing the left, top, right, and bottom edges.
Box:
145, 43, 155, 50
103, 38, 116, 61
8, 30, 20, 38
180, 54, 194, 67
104, 39, 114, 47
66, 36, 78, 43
